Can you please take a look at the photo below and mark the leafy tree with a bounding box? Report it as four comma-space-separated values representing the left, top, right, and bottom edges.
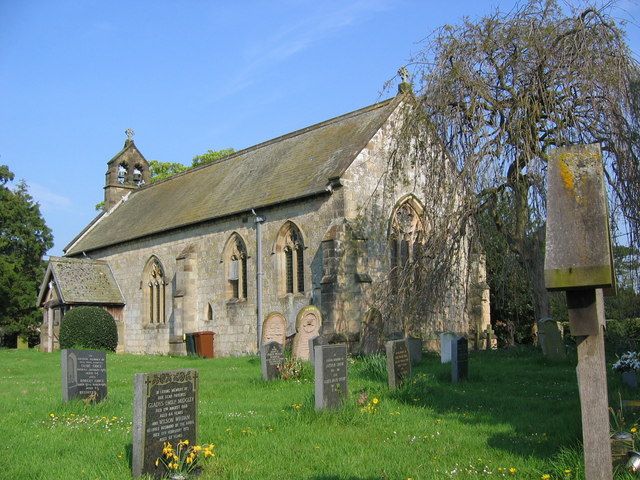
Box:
149, 160, 189, 183
192, 148, 235, 167
396, 0, 640, 334
149, 148, 235, 183
0, 165, 53, 344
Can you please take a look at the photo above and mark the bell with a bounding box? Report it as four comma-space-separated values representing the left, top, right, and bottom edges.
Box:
627, 450, 640, 473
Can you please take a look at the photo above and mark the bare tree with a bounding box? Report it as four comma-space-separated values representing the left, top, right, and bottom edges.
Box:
391, 0, 640, 332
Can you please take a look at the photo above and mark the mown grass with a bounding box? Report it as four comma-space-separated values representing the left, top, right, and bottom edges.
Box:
0, 347, 636, 479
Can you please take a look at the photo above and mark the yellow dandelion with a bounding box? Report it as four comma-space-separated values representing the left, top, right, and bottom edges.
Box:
372, 397, 380, 405
509, 466, 517, 475
541, 475, 551, 480
632, 426, 638, 433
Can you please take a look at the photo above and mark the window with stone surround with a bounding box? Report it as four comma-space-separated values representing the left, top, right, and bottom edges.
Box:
275, 221, 305, 295
142, 256, 166, 325
389, 196, 425, 290
223, 233, 248, 301
117, 163, 127, 184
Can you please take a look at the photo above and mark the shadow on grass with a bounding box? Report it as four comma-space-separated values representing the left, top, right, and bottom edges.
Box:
372, 346, 583, 459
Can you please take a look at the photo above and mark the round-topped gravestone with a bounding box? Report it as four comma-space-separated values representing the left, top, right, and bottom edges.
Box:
261, 312, 286, 346
292, 305, 322, 361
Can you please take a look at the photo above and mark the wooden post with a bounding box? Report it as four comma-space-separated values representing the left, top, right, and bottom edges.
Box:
545, 145, 614, 480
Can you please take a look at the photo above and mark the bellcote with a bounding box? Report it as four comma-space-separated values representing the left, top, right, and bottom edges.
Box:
103, 129, 150, 210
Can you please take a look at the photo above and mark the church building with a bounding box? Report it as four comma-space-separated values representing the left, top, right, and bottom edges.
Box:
38, 87, 490, 356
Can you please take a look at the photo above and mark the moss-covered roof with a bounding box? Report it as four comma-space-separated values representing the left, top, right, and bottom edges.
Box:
37, 257, 124, 306
65, 97, 399, 255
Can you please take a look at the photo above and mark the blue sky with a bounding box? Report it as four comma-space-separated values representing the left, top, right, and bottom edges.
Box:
2, 0, 640, 256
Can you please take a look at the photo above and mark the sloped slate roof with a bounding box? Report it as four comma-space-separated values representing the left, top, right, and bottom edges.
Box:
37, 257, 124, 306
65, 97, 399, 255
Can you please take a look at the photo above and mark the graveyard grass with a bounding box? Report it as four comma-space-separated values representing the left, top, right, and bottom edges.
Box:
0, 347, 636, 480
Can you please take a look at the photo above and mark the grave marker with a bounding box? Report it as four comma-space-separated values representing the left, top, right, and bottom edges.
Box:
386, 339, 411, 389
261, 341, 284, 381
314, 344, 347, 410
292, 306, 322, 361
261, 312, 286, 346
61, 349, 107, 403
440, 332, 456, 363
132, 369, 198, 478
538, 319, 566, 360
308, 335, 327, 365
451, 337, 468, 383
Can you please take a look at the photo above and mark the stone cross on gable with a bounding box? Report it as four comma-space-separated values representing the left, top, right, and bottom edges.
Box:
398, 66, 409, 84
125, 128, 135, 141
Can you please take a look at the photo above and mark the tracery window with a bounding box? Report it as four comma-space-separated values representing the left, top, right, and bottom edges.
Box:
389, 198, 425, 288
224, 234, 248, 301
276, 222, 305, 295
143, 257, 166, 324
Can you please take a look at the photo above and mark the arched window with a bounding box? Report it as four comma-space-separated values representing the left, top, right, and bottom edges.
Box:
117, 163, 127, 185
224, 234, 248, 301
389, 197, 425, 288
143, 257, 166, 324
276, 222, 305, 295
206, 303, 213, 321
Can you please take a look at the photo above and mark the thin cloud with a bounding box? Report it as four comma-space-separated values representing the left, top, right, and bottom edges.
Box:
29, 182, 73, 212
209, 0, 393, 102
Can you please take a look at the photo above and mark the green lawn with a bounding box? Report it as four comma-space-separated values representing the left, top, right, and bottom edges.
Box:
0, 347, 635, 479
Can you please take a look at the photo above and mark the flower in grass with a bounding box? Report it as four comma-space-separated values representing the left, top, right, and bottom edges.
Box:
372, 397, 380, 405
541, 475, 551, 480
509, 466, 517, 475
632, 426, 638, 434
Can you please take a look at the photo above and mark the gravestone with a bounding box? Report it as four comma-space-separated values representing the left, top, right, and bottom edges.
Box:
61, 349, 107, 403
406, 337, 422, 365
440, 332, 457, 363
292, 306, 322, 361
308, 335, 327, 365
132, 369, 198, 478
261, 312, 286, 346
314, 344, 348, 410
360, 308, 385, 355
261, 341, 284, 381
451, 337, 468, 383
386, 339, 412, 389
538, 319, 566, 360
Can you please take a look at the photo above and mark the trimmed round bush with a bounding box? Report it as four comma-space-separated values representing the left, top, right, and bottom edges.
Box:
59, 306, 118, 352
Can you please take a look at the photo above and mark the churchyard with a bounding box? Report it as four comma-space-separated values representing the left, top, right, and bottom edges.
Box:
1, 346, 638, 480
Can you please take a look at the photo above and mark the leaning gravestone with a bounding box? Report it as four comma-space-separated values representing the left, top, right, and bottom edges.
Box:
440, 332, 457, 363
386, 339, 412, 389
451, 337, 469, 383
261, 341, 284, 381
292, 305, 322, 361
261, 312, 287, 346
538, 319, 566, 360
132, 369, 198, 478
314, 344, 348, 410
61, 349, 107, 403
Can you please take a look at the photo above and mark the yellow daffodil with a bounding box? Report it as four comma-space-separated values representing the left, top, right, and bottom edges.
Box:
509, 466, 516, 475
541, 475, 551, 480
193, 445, 202, 453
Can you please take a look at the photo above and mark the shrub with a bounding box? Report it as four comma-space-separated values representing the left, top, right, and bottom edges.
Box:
59, 306, 118, 352
606, 318, 640, 354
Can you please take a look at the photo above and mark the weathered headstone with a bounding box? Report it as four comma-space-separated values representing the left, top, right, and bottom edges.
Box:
485, 327, 495, 350
538, 319, 566, 360
292, 305, 322, 361
386, 339, 411, 389
440, 332, 457, 363
314, 344, 347, 410
360, 308, 385, 355
451, 337, 468, 383
406, 337, 422, 365
261, 341, 284, 381
308, 335, 327, 365
261, 312, 286, 346
61, 349, 107, 403
132, 369, 198, 478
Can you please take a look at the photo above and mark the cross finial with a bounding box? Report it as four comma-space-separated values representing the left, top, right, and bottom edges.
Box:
125, 128, 134, 141
398, 66, 409, 84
